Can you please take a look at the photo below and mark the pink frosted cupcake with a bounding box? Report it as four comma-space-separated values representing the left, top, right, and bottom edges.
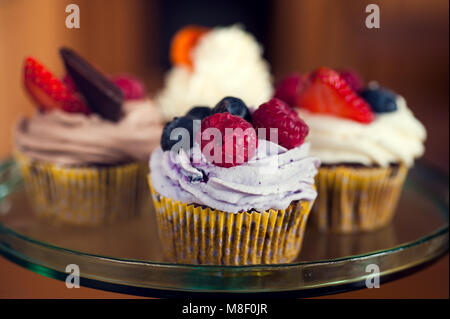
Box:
14, 48, 163, 226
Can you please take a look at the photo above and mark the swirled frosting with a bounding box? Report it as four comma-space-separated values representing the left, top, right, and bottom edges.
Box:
296, 96, 426, 167
14, 99, 164, 166
150, 140, 319, 213
156, 25, 273, 120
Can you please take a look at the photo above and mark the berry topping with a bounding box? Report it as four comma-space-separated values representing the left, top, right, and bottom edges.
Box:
61, 74, 78, 93
23, 57, 90, 114
161, 116, 197, 152
199, 113, 257, 167
59, 47, 124, 122
170, 26, 209, 69
360, 84, 398, 113
252, 98, 309, 150
212, 96, 252, 122
273, 73, 306, 107
185, 106, 212, 120
338, 69, 364, 92
297, 67, 374, 124
112, 75, 146, 100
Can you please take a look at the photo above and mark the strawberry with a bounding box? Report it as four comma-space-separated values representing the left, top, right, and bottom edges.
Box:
61, 74, 78, 93
24, 57, 90, 114
297, 67, 374, 123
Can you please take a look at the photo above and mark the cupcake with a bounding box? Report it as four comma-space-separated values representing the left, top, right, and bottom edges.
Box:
275, 67, 426, 233
156, 25, 273, 121
149, 97, 319, 265
14, 48, 163, 226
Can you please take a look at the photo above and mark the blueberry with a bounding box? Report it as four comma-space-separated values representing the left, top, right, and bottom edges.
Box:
161, 117, 198, 152
185, 106, 211, 120
212, 96, 252, 122
187, 169, 209, 184
360, 87, 398, 113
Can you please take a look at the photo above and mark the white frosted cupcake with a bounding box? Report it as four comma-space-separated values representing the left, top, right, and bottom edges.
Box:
156, 25, 273, 120
275, 67, 426, 233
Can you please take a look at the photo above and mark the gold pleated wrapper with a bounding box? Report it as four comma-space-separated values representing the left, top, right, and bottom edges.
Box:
15, 152, 149, 226
310, 164, 408, 233
148, 178, 314, 265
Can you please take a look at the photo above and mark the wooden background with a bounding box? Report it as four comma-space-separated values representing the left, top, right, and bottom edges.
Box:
0, 0, 448, 298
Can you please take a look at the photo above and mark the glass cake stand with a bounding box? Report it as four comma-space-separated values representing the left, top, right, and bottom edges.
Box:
0, 158, 448, 297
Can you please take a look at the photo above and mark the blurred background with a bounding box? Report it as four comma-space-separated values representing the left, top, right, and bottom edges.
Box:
0, 0, 448, 172
0, 0, 448, 299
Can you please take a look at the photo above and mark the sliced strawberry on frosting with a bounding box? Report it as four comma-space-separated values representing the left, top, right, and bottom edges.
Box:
24, 57, 90, 114
297, 67, 374, 124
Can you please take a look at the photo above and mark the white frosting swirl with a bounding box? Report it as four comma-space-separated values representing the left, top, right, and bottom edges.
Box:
296, 96, 426, 167
156, 25, 273, 120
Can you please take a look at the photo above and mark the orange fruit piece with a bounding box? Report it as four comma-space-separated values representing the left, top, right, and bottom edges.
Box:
170, 26, 209, 69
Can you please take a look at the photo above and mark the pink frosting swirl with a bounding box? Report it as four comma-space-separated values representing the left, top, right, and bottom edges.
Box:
14, 99, 163, 166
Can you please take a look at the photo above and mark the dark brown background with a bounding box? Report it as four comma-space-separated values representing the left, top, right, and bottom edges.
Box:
0, 0, 448, 298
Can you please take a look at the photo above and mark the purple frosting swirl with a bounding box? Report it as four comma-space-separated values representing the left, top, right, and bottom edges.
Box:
150, 140, 319, 213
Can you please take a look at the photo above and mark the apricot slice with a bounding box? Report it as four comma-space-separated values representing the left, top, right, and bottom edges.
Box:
170, 26, 209, 69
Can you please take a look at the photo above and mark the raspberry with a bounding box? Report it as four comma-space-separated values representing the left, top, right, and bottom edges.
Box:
252, 98, 309, 149
338, 69, 364, 92
273, 73, 306, 107
199, 113, 257, 167
112, 75, 146, 100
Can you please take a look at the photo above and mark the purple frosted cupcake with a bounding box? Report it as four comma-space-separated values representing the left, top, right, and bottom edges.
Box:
148, 97, 319, 265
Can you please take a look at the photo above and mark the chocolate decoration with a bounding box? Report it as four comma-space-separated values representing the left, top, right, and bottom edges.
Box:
59, 47, 124, 122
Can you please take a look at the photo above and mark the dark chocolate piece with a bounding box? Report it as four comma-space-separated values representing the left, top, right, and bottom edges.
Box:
59, 47, 124, 122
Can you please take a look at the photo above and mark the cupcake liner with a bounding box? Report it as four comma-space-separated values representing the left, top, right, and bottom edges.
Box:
148, 178, 313, 265
15, 152, 149, 226
311, 164, 408, 233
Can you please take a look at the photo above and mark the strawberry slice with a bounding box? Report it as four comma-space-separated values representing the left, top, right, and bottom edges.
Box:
297, 67, 374, 123
24, 57, 90, 114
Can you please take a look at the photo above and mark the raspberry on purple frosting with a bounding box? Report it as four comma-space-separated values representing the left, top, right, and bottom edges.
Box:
252, 98, 309, 150
200, 112, 257, 168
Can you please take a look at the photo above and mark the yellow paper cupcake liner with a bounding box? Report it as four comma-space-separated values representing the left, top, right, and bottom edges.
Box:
310, 164, 408, 233
15, 152, 149, 226
148, 178, 314, 265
